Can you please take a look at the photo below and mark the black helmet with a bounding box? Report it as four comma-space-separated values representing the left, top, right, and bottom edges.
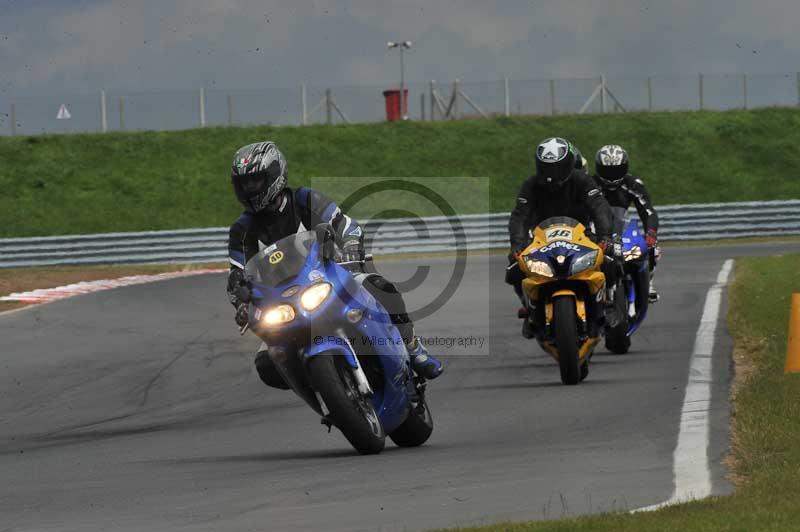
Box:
535, 137, 576, 190
231, 141, 288, 213
595, 144, 629, 189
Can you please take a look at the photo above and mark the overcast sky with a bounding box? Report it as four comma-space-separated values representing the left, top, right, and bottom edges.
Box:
1, 0, 798, 96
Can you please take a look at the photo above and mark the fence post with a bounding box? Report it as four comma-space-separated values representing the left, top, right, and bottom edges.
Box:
325, 89, 332, 125
600, 75, 607, 113
301, 83, 307, 125
199, 87, 206, 127
429, 80, 436, 120
100, 90, 108, 133
10, 101, 16, 136
796, 73, 800, 107
420, 93, 426, 121
549, 79, 556, 115
118, 96, 125, 130
699, 73, 704, 110
647, 76, 653, 111
504, 76, 510, 117
226, 94, 233, 125
742, 74, 748, 110
453, 79, 460, 119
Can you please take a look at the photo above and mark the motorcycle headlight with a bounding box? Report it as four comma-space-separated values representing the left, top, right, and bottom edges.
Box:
569, 250, 599, 275
525, 258, 554, 278
300, 282, 332, 311
262, 304, 296, 327
624, 245, 642, 262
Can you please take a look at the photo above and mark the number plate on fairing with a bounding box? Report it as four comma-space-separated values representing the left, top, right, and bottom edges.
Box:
545, 227, 574, 242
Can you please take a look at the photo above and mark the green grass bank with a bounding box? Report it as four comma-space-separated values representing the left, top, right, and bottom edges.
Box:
439, 254, 800, 531
2, 108, 800, 237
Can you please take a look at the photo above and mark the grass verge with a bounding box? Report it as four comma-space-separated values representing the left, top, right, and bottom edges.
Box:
438, 254, 800, 531
2, 108, 800, 237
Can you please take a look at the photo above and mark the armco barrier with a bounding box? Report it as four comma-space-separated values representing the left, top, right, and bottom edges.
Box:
1, 199, 798, 268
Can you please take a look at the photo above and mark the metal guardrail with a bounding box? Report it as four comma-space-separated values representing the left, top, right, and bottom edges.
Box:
1, 199, 798, 268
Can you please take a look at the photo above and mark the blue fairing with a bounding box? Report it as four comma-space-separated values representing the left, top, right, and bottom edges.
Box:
621, 218, 650, 336
247, 239, 413, 435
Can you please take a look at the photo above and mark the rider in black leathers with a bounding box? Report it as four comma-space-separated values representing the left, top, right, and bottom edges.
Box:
592, 144, 661, 302
506, 137, 622, 336
226, 142, 443, 387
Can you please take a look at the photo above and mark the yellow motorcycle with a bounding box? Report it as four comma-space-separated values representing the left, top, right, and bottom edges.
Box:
517, 217, 607, 385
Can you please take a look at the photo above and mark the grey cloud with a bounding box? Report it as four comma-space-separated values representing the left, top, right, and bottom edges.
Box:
0, 0, 799, 97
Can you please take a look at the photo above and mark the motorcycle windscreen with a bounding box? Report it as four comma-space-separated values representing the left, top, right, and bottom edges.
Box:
537, 216, 579, 229
245, 231, 317, 287
609, 206, 630, 235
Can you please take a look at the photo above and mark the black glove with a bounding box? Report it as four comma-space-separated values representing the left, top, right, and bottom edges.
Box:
599, 237, 622, 260
645, 228, 658, 249
340, 244, 365, 273
235, 303, 249, 327
227, 268, 251, 306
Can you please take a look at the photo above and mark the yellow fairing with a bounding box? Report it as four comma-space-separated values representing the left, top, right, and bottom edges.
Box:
518, 221, 606, 302
541, 337, 599, 363
516, 220, 605, 366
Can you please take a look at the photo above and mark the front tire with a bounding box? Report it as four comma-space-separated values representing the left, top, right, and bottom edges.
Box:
605, 326, 631, 354
308, 354, 385, 455
390, 397, 434, 447
605, 281, 631, 354
553, 296, 581, 385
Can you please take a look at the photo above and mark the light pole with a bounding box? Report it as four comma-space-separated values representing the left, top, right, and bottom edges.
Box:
387, 40, 412, 120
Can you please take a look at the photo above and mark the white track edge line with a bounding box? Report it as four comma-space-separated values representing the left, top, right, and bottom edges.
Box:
632, 258, 734, 513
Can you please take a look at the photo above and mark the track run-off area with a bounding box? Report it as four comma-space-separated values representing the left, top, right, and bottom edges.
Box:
2, 241, 799, 532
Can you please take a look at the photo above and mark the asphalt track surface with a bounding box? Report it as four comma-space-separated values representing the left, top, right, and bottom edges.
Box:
2, 241, 799, 532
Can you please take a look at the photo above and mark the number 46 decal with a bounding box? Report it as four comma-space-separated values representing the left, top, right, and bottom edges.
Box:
545, 227, 573, 242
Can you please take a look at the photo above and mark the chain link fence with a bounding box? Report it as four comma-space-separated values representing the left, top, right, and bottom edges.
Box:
3, 73, 800, 136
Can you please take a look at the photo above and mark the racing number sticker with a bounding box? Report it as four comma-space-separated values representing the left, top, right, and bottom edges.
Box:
545, 227, 573, 242
269, 251, 284, 265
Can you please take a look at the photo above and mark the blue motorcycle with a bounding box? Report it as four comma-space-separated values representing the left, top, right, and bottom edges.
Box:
604, 207, 651, 354
238, 225, 433, 455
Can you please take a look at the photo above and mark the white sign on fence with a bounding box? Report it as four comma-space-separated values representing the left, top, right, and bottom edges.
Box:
56, 104, 72, 120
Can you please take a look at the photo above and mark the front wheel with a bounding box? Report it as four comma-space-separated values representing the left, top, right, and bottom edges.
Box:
308, 354, 385, 455
553, 296, 581, 385
605, 326, 631, 354
605, 281, 631, 354
390, 395, 434, 447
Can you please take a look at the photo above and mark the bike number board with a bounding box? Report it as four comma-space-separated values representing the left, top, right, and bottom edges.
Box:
269, 251, 284, 265
545, 227, 573, 242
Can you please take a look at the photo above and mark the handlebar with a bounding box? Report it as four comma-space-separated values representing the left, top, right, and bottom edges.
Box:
337, 254, 373, 265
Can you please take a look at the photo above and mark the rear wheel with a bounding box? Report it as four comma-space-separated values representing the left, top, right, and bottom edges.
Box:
308, 354, 385, 455
389, 395, 433, 447
553, 297, 581, 385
